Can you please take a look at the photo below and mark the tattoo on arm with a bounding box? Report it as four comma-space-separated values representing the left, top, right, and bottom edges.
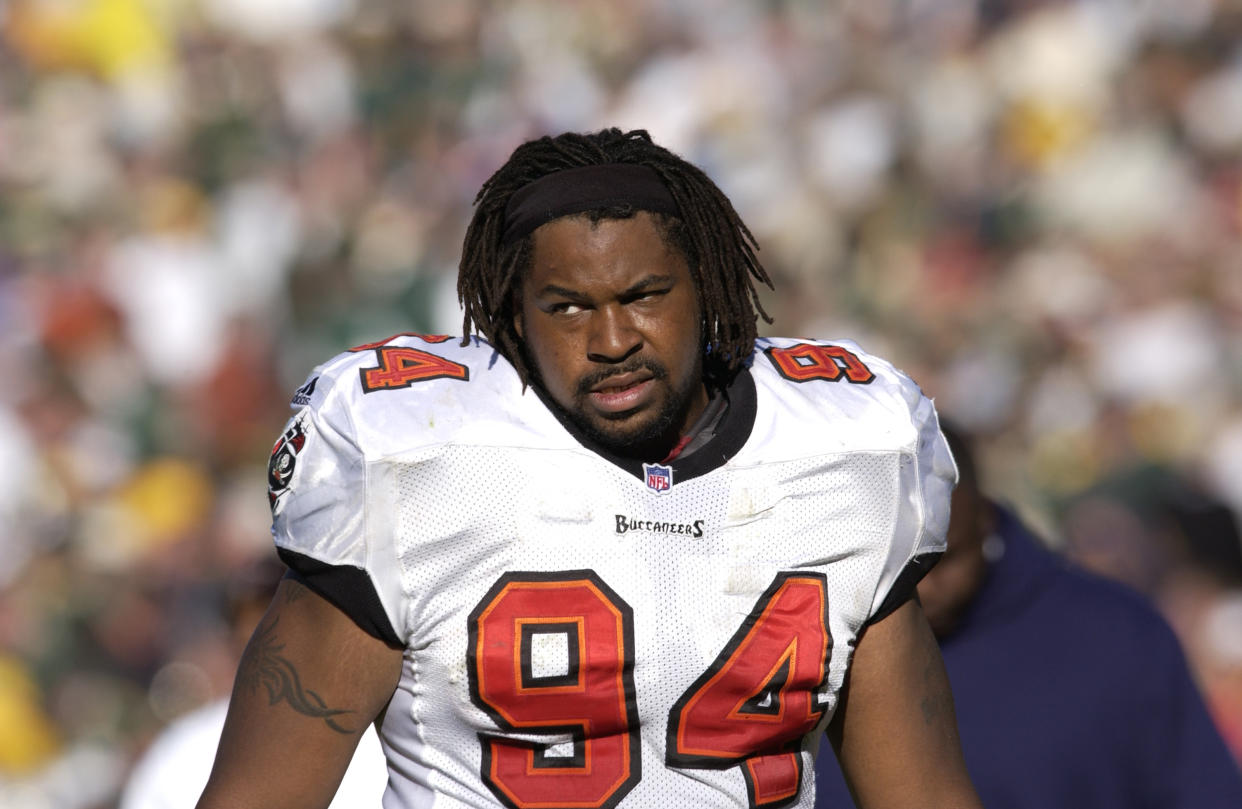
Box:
918, 657, 954, 730
282, 577, 308, 604
237, 614, 355, 734
920, 692, 948, 726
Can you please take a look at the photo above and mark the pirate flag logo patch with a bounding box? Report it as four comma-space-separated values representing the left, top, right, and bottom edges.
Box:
268, 417, 308, 511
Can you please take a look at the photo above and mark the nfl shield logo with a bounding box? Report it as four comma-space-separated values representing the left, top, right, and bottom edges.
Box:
643, 463, 673, 494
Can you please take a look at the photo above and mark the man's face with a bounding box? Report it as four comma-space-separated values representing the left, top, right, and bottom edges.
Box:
515, 212, 709, 458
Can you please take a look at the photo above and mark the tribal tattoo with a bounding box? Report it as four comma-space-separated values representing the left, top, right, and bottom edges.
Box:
237, 614, 355, 734
918, 653, 955, 730
282, 577, 308, 604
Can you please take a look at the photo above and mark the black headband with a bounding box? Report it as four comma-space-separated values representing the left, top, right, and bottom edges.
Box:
500, 164, 681, 247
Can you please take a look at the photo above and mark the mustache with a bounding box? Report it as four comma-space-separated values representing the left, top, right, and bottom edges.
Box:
576, 358, 668, 396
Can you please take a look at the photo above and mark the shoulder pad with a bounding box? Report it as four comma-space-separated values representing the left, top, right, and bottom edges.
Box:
288, 333, 512, 409
283, 333, 556, 457
748, 336, 940, 457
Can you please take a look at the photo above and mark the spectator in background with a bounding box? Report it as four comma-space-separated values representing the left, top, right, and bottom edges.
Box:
1061, 464, 1242, 766
814, 423, 1242, 809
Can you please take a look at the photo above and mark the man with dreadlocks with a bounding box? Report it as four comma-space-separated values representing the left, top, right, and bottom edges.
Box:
198, 129, 981, 809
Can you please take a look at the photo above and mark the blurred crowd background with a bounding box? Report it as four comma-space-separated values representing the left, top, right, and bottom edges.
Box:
2, 0, 1242, 806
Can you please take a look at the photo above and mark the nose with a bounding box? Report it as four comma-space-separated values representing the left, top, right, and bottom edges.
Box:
586, 304, 641, 363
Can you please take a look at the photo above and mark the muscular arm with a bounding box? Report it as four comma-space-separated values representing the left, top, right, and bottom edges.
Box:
197, 574, 403, 809
827, 598, 981, 809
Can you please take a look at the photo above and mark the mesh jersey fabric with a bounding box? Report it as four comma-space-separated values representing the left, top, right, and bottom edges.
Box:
267, 334, 955, 809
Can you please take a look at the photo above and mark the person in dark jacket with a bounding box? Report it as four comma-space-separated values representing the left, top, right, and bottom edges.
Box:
815, 424, 1242, 809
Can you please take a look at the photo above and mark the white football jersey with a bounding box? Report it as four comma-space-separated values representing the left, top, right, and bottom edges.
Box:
267, 333, 955, 809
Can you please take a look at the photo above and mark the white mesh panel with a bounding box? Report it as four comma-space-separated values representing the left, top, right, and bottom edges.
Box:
374, 445, 907, 808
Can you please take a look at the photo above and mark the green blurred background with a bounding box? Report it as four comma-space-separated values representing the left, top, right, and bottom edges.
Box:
2, 1, 1242, 805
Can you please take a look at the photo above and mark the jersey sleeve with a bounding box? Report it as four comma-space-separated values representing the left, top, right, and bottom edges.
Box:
867, 376, 957, 624
267, 369, 404, 647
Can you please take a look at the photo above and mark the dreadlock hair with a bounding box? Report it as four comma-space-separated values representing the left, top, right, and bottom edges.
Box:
458, 128, 773, 390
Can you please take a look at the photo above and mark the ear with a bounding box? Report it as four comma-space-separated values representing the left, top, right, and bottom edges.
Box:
513, 303, 524, 339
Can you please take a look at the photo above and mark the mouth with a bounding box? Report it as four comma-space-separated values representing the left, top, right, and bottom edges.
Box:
586, 372, 655, 415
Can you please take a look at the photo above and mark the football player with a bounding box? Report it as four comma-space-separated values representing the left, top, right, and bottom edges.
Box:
197, 129, 981, 809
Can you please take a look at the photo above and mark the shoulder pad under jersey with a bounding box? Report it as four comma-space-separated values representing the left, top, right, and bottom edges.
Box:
284, 333, 565, 458
748, 336, 942, 460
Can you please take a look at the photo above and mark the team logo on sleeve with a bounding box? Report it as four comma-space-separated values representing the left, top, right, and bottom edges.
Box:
643, 463, 673, 494
267, 417, 308, 510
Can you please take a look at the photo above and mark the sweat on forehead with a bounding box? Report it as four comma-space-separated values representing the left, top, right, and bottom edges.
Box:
500, 164, 681, 248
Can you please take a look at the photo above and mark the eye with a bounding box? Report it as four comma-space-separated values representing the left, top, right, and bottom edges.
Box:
626, 288, 669, 305
549, 301, 586, 315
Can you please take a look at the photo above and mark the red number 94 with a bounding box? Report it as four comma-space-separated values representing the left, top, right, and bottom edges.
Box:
467, 571, 831, 809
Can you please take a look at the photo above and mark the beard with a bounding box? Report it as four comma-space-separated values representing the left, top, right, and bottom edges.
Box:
552, 357, 699, 459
